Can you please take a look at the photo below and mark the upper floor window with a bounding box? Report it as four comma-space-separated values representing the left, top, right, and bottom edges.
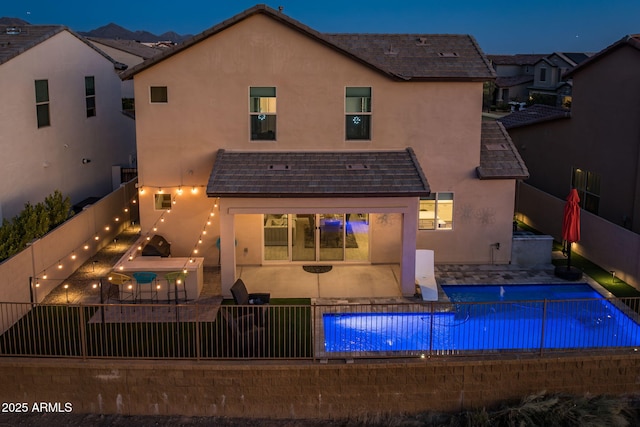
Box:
150, 86, 168, 103
250, 87, 276, 141
345, 87, 371, 140
34, 79, 50, 128
85, 76, 96, 117
539, 67, 547, 82
572, 167, 600, 214
419, 192, 454, 230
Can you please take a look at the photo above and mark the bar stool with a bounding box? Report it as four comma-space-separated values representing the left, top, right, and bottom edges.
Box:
107, 272, 135, 312
132, 272, 159, 308
165, 271, 188, 309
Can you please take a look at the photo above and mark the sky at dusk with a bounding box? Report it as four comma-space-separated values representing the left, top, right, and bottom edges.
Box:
3, 0, 639, 54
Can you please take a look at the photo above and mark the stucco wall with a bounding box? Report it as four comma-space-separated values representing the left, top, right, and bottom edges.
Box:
132, 13, 516, 267
1, 354, 638, 418
517, 182, 640, 289
0, 30, 136, 221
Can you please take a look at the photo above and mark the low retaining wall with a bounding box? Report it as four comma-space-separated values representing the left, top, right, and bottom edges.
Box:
1, 354, 639, 419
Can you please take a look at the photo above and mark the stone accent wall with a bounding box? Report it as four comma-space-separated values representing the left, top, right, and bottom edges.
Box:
1, 354, 639, 419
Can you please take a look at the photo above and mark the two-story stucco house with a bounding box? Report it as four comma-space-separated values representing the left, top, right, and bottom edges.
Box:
122, 5, 528, 297
0, 24, 137, 220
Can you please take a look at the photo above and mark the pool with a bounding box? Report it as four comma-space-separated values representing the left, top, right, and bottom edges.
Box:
323, 284, 640, 353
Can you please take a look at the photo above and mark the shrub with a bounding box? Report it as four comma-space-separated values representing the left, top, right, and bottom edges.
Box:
0, 190, 72, 261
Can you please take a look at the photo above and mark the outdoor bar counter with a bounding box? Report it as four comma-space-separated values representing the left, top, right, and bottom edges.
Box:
118, 256, 204, 301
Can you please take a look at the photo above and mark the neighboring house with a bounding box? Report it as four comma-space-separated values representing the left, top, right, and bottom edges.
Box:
529, 52, 591, 107
86, 37, 164, 99
500, 34, 640, 285
122, 5, 528, 296
0, 24, 137, 220
488, 54, 545, 105
488, 52, 591, 108
500, 35, 640, 231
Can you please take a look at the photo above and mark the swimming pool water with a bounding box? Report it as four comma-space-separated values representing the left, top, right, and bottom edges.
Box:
441, 283, 600, 302
323, 284, 640, 352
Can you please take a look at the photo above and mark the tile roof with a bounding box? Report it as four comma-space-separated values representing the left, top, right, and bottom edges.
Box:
87, 37, 164, 60
207, 148, 430, 198
495, 74, 533, 88
0, 25, 65, 65
0, 24, 124, 68
497, 104, 571, 129
477, 122, 529, 180
565, 34, 640, 78
488, 54, 548, 66
324, 33, 495, 81
122, 4, 494, 82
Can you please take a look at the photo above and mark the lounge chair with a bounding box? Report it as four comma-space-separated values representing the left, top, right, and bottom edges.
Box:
416, 249, 438, 301
230, 278, 270, 326
231, 278, 270, 305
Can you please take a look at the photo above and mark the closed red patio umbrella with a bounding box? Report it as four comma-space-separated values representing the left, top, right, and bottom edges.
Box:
556, 188, 582, 279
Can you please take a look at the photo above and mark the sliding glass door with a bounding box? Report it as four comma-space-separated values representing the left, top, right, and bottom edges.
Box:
264, 213, 368, 263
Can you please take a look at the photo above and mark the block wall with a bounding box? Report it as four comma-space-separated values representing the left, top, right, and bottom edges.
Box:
1, 354, 639, 419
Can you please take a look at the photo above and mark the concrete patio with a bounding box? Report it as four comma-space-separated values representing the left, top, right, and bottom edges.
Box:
39, 225, 602, 307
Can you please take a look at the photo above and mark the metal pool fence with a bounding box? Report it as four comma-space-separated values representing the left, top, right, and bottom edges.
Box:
0, 298, 639, 360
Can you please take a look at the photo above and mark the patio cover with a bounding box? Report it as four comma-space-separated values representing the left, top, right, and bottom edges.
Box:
207, 148, 430, 198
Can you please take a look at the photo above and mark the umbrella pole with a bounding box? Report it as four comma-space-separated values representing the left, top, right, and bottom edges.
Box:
566, 243, 572, 270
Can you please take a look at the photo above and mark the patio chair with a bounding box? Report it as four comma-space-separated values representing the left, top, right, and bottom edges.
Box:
231, 278, 270, 326
416, 249, 438, 301
220, 307, 265, 357
230, 278, 270, 305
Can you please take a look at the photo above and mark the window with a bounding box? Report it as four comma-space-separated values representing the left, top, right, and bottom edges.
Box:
154, 193, 172, 210
250, 87, 276, 140
150, 86, 168, 103
35, 79, 50, 128
345, 87, 371, 140
419, 192, 454, 230
85, 76, 96, 117
539, 67, 547, 82
572, 168, 600, 214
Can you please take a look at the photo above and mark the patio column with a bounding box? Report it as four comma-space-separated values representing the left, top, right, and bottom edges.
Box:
219, 199, 236, 297
400, 198, 419, 297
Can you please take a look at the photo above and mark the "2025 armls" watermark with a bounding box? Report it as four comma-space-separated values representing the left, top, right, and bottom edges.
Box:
2, 402, 73, 413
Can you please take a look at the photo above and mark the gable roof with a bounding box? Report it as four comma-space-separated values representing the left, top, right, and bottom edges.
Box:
87, 37, 165, 60
477, 121, 529, 180
488, 54, 547, 66
495, 74, 533, 88
121, 4, 494, 82
565, 34, 640, 78
207, 148, 430, 198
0, 25, 125, 69
498, 104, 571, 130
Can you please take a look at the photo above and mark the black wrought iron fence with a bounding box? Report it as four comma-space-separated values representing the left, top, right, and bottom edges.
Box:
0, 298, 638, 360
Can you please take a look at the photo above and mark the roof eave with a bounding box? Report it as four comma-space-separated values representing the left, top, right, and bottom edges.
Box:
475, 168, 529, 180
206, 191, 430, 198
